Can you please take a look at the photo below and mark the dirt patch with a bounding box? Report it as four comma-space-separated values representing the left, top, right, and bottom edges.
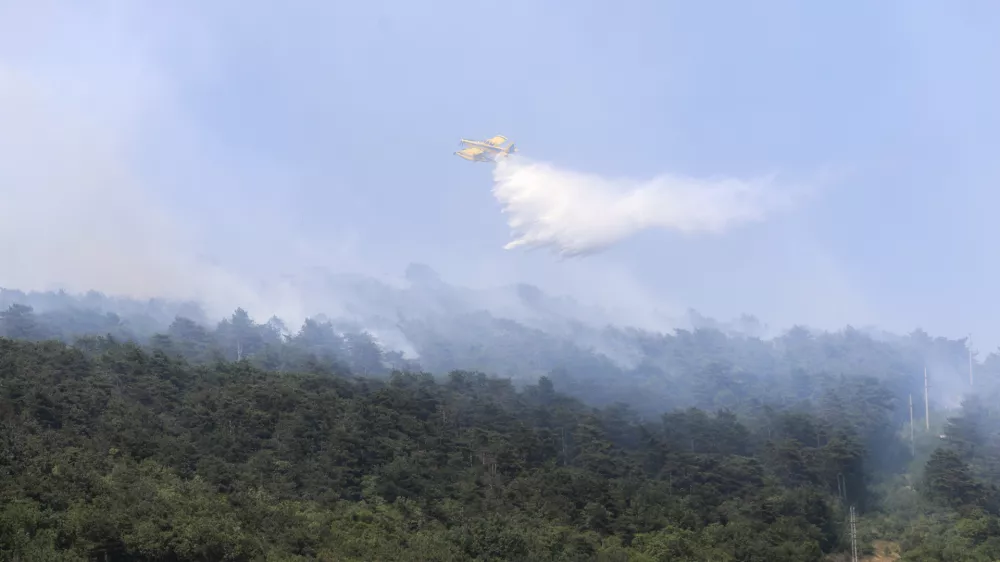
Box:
864, 540, 901, 561
825, 540, 901, 562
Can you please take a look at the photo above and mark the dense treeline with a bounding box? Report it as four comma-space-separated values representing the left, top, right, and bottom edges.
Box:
3, 287, 1000, 559
893, 389, 1000, 561
0, 336, 878, 560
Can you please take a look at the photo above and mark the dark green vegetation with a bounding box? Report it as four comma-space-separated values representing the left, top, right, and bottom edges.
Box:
2, 288, 1000, 560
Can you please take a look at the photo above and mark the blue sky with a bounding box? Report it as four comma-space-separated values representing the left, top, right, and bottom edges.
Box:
2, 1, 1000, 347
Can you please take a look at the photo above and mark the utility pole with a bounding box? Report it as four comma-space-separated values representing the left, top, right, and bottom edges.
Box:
850, 505, 859, 562
909, 393, 915, 456
924, 366, 930, 432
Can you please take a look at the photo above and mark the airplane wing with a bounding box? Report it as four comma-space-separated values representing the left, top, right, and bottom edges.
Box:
456, 147, 485, 158
484, 135, 508, 147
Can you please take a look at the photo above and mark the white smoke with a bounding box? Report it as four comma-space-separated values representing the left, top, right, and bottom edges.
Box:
491, 156, 795, 256
0, 53, 309, 326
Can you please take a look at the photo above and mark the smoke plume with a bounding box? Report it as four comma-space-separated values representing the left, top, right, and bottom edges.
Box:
491, 156, 793, 256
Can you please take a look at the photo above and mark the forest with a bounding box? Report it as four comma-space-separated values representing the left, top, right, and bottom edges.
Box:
2, 280, 1000, 561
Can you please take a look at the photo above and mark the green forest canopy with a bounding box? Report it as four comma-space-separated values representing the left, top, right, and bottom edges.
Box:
2, 286, 1000, 560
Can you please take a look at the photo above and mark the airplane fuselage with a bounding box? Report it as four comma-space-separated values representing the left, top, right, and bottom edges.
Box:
459, 139, 510, 152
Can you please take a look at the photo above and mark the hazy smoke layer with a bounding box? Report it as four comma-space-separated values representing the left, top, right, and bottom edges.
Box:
0, 64, 309, 324
491, 157, 790, 256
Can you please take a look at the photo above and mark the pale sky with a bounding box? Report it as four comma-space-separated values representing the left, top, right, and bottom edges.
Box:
2, 1, 1000, 348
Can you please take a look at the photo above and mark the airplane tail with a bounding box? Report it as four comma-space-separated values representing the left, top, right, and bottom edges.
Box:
506, 143, 517, 155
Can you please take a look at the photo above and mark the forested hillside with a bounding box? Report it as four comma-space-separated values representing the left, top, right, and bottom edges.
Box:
2, 284, 1000, 560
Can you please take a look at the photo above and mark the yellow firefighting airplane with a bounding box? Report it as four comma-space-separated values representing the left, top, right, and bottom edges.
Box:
454, 135, 518, 163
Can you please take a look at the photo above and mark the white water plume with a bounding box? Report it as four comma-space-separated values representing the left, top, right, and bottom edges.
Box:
491, 156, 795, 256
